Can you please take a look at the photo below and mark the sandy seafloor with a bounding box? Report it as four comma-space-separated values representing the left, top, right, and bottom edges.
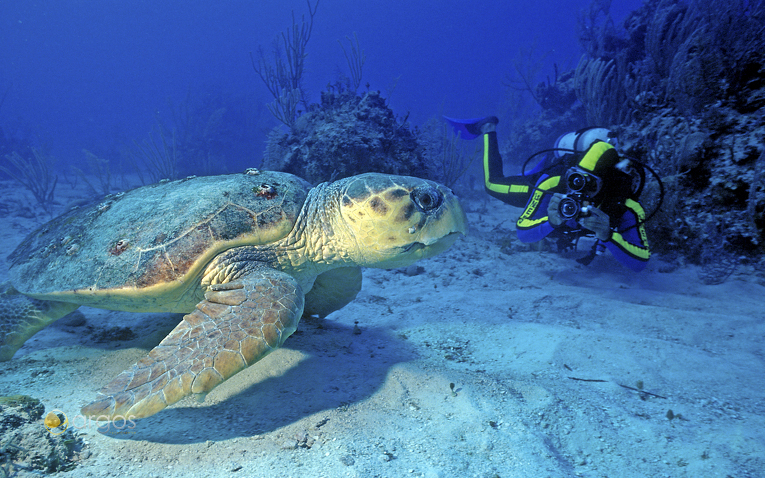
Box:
1, 176, 764, 478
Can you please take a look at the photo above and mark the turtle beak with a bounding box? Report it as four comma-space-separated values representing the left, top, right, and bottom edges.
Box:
397, 187, 467, 267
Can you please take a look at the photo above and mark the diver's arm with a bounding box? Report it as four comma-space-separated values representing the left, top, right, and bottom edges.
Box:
516, 176, 561, 243
602, 199, 650, 271
482, 132, 536, 208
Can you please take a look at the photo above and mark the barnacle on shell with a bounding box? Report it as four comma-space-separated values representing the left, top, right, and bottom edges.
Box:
97, 201, 113, 213
109, 238, 130, 256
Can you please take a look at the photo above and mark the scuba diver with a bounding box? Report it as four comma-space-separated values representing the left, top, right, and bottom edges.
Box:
446, 116, 651, 272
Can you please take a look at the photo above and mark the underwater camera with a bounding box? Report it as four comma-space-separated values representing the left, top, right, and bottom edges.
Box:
558, 193, 591, 220
558, 169, 601, 219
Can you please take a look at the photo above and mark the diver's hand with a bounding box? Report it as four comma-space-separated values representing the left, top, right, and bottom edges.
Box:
578, 206, 611, 241
547, 194, 565, 227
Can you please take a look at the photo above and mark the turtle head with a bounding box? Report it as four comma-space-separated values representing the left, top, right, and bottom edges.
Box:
335, 173, 468, 268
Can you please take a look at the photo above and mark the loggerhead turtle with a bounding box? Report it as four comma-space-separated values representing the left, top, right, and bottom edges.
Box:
0, 170, 467, 420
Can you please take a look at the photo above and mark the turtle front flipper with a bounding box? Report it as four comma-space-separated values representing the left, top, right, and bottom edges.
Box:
81, 269, 304, 421
0, 282, 80, 361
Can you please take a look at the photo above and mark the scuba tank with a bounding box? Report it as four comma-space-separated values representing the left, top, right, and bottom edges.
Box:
553, 127, 617, 158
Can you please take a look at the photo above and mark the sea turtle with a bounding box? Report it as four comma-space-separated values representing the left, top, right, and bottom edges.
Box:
0, 170, 467, 420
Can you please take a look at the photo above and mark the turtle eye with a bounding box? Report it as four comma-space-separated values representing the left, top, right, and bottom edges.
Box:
411, 187, 443, 213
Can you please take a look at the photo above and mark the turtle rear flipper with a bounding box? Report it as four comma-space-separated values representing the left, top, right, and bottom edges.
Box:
81, 269, 304, 420
0, 282, 80, 361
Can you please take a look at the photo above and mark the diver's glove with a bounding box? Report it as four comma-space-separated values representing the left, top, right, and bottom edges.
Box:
547, 193, 565, 227
578, 206, 612, 241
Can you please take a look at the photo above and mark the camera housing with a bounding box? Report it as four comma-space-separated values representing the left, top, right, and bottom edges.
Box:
558, 193, 588, 220
565, 169, 601, 195
558, 168, 601, 220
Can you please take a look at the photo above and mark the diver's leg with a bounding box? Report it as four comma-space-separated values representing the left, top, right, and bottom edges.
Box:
482, 129, 537, 208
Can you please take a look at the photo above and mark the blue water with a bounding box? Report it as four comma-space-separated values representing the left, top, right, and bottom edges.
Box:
0, 0, 640, 167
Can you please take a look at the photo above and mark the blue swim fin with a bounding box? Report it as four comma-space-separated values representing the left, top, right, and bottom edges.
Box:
443, 116, 498, 140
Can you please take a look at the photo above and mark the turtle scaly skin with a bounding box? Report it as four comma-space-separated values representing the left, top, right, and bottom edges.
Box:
0, 171, 467, 420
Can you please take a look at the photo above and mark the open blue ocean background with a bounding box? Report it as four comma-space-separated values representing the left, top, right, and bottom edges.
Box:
1, 0, 640, 170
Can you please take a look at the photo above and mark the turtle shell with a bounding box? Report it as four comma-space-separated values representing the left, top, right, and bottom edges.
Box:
8, 171, 311, 308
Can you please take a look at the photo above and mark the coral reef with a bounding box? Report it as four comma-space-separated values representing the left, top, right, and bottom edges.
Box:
252, 0, 320, 127
502, 69, 587, 170
418, 116, 482, 189
262, 87, 427, 185
0, 148, 58, 212
126, 91, 268, 183
257, 2, 431, 187
0, 395, 86, 474
505, 0, 765, 264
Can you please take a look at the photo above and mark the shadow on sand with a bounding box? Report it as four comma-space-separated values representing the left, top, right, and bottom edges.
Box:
92, 315, 415, 443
